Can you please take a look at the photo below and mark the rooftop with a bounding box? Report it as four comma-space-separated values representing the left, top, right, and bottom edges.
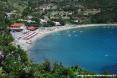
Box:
26, 26, 37, 31
10, 23, 24, 27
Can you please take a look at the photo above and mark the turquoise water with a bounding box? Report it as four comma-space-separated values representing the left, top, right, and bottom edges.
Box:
29, 26, 117, 73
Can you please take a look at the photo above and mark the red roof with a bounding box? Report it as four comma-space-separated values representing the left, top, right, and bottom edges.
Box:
26, 26, 37, 31
10, 23, 24, 27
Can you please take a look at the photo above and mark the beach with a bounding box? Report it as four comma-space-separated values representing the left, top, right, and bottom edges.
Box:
11, 24, 117, 51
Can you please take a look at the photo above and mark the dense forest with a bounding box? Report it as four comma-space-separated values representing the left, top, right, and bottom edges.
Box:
0, 0, 117, 78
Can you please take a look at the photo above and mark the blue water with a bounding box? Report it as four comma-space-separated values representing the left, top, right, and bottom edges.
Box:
29, 26, 117, 74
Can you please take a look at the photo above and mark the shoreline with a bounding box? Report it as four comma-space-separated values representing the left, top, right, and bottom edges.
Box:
13, 24, 117, 51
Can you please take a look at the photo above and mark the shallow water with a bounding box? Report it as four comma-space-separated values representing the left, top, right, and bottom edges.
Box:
29, 26, 117, 74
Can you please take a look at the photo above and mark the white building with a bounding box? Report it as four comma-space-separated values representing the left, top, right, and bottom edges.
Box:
9, 23, 26, 31
54, 22, 61, 26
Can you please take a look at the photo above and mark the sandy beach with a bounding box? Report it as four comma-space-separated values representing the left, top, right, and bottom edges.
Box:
11, 24, 117, 51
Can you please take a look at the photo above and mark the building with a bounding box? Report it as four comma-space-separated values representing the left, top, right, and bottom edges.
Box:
40, 19, 48, 24
27, 16, 33, 19
83, 9, 101, 16
26, 20, 36, 23
54, 22, 61, 26
9, 23, 26, 31
26, 26, 38, 31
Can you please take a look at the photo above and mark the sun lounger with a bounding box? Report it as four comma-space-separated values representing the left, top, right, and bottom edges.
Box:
23, 32, 36, 39
24, 33, 38, 40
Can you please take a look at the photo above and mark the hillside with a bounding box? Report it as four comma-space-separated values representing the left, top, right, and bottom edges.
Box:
21, 0, 117, 23
1, 0, 117, 23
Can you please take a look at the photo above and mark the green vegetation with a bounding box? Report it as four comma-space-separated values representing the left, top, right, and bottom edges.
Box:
1, 0, 117, 24
0, 0, 117, 78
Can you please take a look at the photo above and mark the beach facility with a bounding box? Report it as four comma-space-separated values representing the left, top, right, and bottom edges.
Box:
9, 23, 26, 31
26, 26, 38, 31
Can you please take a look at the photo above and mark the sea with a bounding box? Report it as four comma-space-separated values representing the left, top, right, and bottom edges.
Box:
29, 26, 117, 74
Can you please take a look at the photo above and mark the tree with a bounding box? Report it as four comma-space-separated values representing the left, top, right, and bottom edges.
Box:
58, 18, 65, 26
47, 21, 55, 27
22, 7, 32, 17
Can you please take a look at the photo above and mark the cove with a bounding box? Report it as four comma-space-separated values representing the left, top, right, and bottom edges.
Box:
29, 26, 117, 73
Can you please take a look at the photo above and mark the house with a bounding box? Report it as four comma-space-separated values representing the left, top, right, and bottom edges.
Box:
54, 22, 61, 26
6, 10, 18, 19
9, 23, 26, 31
6, 13, 16, 18
74, 20, 79, 23
40, 19, 48, 24
27, 20, 36, 23
83, 9, 101, 16
27, 16, 33, 19
39, 4, 57, 11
